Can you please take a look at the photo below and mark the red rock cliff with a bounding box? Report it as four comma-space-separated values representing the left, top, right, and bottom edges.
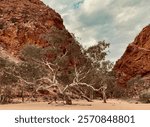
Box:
114, 25, 150, 86
0, 0, 82, 64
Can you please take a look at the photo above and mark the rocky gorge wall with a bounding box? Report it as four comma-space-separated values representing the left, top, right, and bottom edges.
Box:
114, 25, 150, 86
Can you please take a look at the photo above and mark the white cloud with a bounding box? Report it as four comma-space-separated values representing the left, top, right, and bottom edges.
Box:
81, 0, 112, 14
42, 0, 150, 62
116, 7, 138, 23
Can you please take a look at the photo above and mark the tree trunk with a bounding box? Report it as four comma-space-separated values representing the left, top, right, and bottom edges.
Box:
0, 86, 12, 104
64, 94, 72, 105
73, 87, 93, 102
0, 94, 11, 104
90, 89, 94, 100
21, 88, 24, 103
81, 95, 93, 102
102, 89, 107, 103
0, 95, 5, 104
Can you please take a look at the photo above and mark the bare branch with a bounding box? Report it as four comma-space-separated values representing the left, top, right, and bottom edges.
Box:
58, 51, 68, 60
28, 57, 55, 72
4, 71, 34, 85
78, 69, 91, 82
77, 83, 103, 91
62, 84, 70, 93
45, 61, 54, 72
78, 66, 86, 74
36, 77, 53, 83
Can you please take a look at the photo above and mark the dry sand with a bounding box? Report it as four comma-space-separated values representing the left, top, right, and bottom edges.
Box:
0, 99, 150, 110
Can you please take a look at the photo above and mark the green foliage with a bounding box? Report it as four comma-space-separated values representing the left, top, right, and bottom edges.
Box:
20, 39, 84, 85
41, 26, 70, 45
126, 75, 150, 98
21, 44, 43, 61
84, 41, 113, 79
0, 57, 18, 86
40, 26, 85, 66
85, 41, 110, 62
0, 57, 18, 104
79, 41, 115, 99
17, 62, 47, 82
139, 90, 150, 103
84, 41, 113, 74
0, 57, 7, 69
0, 71, 18, 86
127, 75, 144, 86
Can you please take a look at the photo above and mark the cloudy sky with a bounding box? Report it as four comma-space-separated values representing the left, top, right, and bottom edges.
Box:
43, 0, 150, 62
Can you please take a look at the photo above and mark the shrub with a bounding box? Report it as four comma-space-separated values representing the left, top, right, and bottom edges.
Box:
139, 90, 150, 103
0, 86, 13, 104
